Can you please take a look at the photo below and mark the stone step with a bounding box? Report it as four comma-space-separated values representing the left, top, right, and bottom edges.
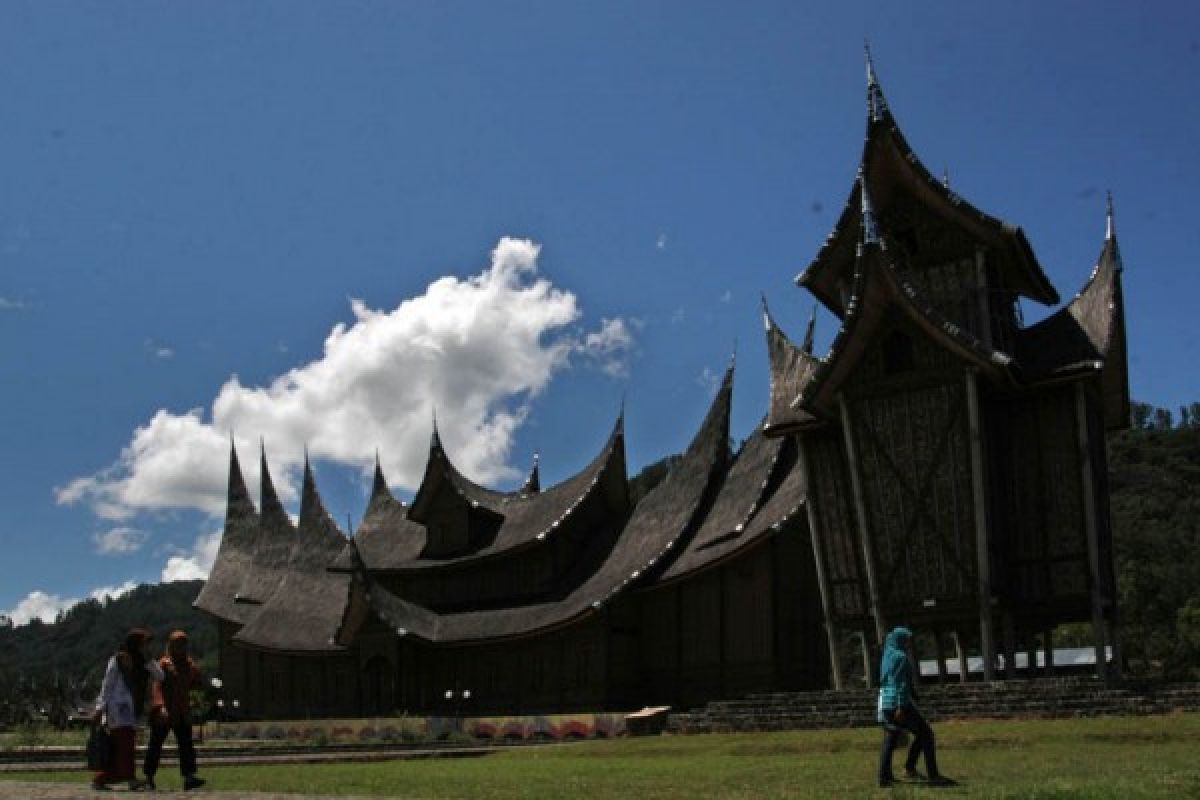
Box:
666, 679, 1200, 734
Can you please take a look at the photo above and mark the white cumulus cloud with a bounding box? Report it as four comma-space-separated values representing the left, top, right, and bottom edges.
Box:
56, 238, 633, 520
161, 531, 222, 582
94, 527, 148, 555
578, 318, 636, 378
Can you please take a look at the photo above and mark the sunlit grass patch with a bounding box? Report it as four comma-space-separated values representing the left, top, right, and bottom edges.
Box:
5, 713, 1199, 798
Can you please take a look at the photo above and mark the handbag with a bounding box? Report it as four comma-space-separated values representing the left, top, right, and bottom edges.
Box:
86, 723, 112, 770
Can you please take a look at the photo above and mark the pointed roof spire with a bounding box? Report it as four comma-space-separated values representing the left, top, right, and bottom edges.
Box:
299, 449, 326, 530
801, 304, 818, 354
865, 40, 888, 123
226, 439, 256, 520
370, 450, 390, 499
520, 452, 541, 494
370, 461, 389, 500
1104, 191, 1123, 272
1105, 190, 1116, 241
258, 442, 288, 522
429, 408, 442, 450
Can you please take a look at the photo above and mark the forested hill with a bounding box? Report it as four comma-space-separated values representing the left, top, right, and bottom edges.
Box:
0, 580, 214, 710
1107, 416, 1200, 678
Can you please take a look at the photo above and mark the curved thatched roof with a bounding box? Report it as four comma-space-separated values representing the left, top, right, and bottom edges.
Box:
653, 424, 789, 583
330, 415, 628, 574
796, 55, 1058, 317
762, 301, 822, 434
233, 448, 295, 606
193, 444, 260, 625
327, 461, 425, 572
234, 458, 351, 653
339, 365, 733, 645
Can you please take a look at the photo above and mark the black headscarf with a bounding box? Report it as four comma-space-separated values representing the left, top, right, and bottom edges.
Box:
117, 628, 153, 717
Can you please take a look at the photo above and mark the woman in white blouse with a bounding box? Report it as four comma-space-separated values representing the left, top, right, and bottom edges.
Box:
91, 628, 164, 791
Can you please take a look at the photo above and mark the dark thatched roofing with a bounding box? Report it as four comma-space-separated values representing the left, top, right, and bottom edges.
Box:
193, 444, 260, 625
233, 448, 295, 606
1012, 231, 1130, 429
654, 424, 792, 583
656, 437, 810, 587
327, 460, 424, 572
234, 458, 351, 652
763, 300, 821, 434
339, 366, 732, 644
1014, 235, 1122, 378
331, 415, 628, 573
795, 57, 1058, 317
786, 240, 1021, 420
407, 426, 510, 523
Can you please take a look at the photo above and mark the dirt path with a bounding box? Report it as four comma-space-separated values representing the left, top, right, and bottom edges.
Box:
0, 781, 392, 799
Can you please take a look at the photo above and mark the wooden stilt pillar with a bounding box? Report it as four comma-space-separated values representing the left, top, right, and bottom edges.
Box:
1106, 615, 1123, 680
861, 632, 877, 689
797, 442, 844, 690
933, 629, 949, 684
1043, 628, 1055, 677
965, 369, 996, 680
838, 394, 887, 647
952, 631, 968, 683
1075, 383, 1110, 683
1002, 613, 1018, 680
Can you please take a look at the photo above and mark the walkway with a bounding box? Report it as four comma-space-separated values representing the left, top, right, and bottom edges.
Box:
0, 782, 386, 799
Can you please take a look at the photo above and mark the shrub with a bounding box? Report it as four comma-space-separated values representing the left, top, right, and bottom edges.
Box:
264, 725, 287, 740
14, 722, 47, 749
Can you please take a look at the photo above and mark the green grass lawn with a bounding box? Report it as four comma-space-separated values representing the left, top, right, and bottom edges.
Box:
7, 713, 1200, 798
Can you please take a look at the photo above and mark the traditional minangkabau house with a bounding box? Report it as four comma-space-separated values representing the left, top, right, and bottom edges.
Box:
194, 55, 1129, 718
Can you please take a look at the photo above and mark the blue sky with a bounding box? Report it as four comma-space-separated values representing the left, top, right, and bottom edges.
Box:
2, 2, 1197, 623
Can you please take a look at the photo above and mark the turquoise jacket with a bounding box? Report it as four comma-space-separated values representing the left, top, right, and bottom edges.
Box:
878, 626, 914, 714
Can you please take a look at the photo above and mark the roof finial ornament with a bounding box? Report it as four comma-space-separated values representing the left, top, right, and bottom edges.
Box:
429, 406, 441, 448
864, 40, 887, 122
760, 293, 773, 332
801, 304, 817, 354
1105, 190, 1115, 241
943, 167, 950, 189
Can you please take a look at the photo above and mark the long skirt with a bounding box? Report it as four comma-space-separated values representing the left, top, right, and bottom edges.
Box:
93, 726, 137, 785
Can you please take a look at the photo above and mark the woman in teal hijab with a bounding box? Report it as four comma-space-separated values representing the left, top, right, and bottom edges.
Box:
877, 626, 951, 787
